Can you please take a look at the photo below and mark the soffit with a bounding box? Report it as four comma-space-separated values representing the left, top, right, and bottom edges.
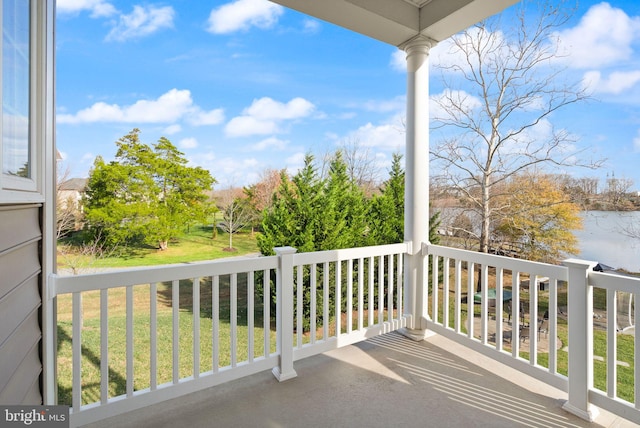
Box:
269, 0, 520, 46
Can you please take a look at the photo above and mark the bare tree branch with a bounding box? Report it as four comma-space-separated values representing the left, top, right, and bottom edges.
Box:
430, 0, 603, 254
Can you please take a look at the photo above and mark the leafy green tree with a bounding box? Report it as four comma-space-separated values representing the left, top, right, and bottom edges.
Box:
84, 129, 215, 249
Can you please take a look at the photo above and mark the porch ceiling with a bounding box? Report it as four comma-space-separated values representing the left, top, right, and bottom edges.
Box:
269, 0, 521, 46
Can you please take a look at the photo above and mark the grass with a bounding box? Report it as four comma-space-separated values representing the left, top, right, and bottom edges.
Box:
58, 224, 260, 270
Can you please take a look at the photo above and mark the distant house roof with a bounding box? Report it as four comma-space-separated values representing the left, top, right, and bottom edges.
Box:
59, 178, 88, 191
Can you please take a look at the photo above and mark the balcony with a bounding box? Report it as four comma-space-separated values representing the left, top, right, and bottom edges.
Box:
48, 243, 640, 427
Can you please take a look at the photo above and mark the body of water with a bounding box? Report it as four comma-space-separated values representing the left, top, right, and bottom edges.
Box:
574, 211, 640, 272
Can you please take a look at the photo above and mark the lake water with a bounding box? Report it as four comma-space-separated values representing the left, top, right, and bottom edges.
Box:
574, 211, 640, 272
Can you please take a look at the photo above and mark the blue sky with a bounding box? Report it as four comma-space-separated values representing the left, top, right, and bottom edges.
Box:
56, 0, 640, 190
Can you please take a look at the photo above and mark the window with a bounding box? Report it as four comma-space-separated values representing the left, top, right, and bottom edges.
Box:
2, 0, 31, 179
0, 0, 51, 201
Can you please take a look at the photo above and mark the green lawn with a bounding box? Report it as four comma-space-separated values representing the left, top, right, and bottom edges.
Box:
58, 224, 260, 270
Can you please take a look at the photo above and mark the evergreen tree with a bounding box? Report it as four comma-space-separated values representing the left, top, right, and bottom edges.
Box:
319, 151, 368, 250
369, 153, 405, 245
257, 155, 321, 255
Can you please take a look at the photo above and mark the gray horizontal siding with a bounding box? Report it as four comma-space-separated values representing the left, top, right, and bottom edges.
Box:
0, 204, 42, 404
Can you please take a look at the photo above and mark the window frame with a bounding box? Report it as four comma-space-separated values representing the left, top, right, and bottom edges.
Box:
0, 0, 47, 202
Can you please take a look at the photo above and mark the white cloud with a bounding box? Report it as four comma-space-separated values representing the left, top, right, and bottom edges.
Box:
57, 0, 117, 17
303, 19, 321, 34
362, 96, 405, 113
250, 137, 288, 151
245, 97, 315, 120
207, 0, 284, 34
430, 89, 483, 122
554, 3, 640, 69
582, 70, 640, 95
106, 5, 175, 42
57, 88, 224, 126
225, 97, 315, 137
188, 108, 226, 126
225, 116, 280, 137
193, 154, 261, 187
390, 49, 405, 72
345, 116, 405, 151
179, 138, 198, 149
284, 152, 306, 176
81, 153, 95, 162
164, 124, 182, 135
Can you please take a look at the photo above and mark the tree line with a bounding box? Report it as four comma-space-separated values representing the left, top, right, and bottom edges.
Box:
254, 151, 440, 255
60, 129, 440, 258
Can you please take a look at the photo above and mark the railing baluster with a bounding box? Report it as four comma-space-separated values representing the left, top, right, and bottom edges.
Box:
193, 277, 200, 378
126, 286, 133, 396
336, 261, 342, 335
150, 283, 157, 390
323, 262, 330, 339
358, 258, 364, 331
296, 265, 302, 347
378, 255, 384, 326
231, 273, 238, 367
480, 265, 488, 344
397, 253, 403, 329
387, 254, 393, 325
368, 257, 374, 327
263, 270, 270, 357
606, 288, 616, 398
454, 259, 461, 333
72, 292, 82, 412
248, 271, 255, 362
311, 263, 317, 343
529, 273, 538, 365
512, 271, 521, 356
467, 262, 475, 339
443, 257, 450, 330
347, 259, 353, 333
172, 280, 179, 383
100, 288, 108, 404
432, 255, 439, 325
495, 267, 503, 352
548, 278, 557, 374
212, 276, 219, 373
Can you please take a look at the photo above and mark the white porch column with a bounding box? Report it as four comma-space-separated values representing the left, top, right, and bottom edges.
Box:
399, 35, 436, 341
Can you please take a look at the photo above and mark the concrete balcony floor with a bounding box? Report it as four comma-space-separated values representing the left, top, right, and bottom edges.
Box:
84, 332, 634, 428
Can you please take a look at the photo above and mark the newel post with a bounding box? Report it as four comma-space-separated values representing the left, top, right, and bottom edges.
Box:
562, 259, 599, 422
273, 246, 298, 382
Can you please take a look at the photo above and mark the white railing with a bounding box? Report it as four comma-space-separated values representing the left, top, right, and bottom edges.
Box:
49, 243, 408, 427
425, 244, 640, 425
585, 268, 640, 423
48, 241, 640, 426
424, 244, 569, 390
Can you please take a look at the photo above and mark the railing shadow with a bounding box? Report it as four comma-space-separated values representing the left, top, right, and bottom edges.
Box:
362, 333, 585, 428
155, 273, 275, 329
